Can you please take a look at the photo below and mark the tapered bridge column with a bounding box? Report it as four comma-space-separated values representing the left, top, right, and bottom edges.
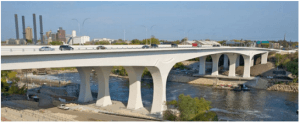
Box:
124, 66, 144, 110
199, 56, 207, 75
147, 66, 172, 115
236, 55, 240, 67
261, 52, 268, 64
223, 54, 229, 70
250, 57, 254, 67
211, 54, 222, 76
94, 66, 113, 107
226, 53, 238, 77
242, 55, 252, 78
77, 67, 93, 103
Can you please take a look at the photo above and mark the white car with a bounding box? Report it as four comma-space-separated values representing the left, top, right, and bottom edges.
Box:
58, 104, 69, 110
39, 46, 55, 51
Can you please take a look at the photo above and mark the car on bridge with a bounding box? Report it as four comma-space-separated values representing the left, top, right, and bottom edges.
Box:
142, 45, 150, 49
96, 46, 107, 50
151, 44, 158, 48
171, 43, 178, 48
59, 45, 74, 51
39, 46, 55, 51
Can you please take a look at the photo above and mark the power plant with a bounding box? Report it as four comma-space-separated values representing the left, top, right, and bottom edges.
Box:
8, 13, 45, 45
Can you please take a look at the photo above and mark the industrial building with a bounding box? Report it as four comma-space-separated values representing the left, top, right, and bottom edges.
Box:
25, 26, 33, 41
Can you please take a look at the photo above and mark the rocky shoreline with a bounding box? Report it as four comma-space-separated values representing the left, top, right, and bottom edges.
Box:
267, 84, 298, 92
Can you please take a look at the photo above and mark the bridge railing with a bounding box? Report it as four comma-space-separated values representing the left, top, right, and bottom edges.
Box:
1, 46, 198, 52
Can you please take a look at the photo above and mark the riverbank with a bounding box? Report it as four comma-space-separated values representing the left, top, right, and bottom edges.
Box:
267, 83, 298, 92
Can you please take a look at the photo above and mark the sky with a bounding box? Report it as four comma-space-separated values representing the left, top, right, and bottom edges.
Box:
1, 1, 299, 41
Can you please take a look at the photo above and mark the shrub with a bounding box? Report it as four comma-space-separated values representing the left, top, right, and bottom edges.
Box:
173, 62, 185, 70
163, 110, 179, 121
165, 94, 216, 121
190, 111, 218, 121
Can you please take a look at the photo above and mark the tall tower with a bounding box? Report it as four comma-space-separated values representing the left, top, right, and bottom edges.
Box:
39, 15, 44, 44
72, 30, 76, 37
14, 14, 19, 39
22, 16, 26, 40
33, 13, 37, 44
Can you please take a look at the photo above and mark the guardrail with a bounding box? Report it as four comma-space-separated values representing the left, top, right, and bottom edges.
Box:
1, 46, 200, 52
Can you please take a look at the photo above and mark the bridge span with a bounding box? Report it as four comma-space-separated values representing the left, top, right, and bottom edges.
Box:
1, 46, 277, 115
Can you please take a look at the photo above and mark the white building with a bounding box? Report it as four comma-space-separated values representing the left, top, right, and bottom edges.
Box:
92, 38, 115, 44
73, 36, 90, 45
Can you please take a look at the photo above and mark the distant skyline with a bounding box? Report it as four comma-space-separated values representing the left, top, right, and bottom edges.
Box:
1, 1, 298, 41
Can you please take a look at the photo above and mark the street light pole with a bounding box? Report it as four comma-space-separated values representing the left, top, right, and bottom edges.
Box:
187, 29, 193, 45
141, 25, 147, 45
150, 25, 156, 45
82, 18, 90, 36
72, 19, 80, 36
124, 29, 127, 44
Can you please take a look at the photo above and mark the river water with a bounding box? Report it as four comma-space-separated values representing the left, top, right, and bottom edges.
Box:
31, 72, 298, 121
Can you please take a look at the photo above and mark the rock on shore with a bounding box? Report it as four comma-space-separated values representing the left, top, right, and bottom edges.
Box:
267, 84, 298, 92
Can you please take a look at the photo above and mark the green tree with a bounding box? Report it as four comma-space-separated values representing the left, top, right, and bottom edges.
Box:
49, 41, 63, 45
26, 39, 33, 44
173, 62, 186, 69
131, 39, 142, 44
165, 94, 217, 121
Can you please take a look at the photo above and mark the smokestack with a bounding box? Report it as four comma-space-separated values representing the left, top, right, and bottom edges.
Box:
39, 15, 43, 44
22, 16, 26, 40
14, 14, 19, 39
33, 13, 37, 45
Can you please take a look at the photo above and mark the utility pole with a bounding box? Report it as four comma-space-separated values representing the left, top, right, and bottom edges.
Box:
284, 33, 286, 41
124, 29, 126, 44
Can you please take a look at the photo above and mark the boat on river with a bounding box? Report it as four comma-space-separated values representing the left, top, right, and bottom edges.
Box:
233, 84, 250, 91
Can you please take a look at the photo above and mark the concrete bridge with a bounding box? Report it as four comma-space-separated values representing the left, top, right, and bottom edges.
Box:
1, 45, 277, 115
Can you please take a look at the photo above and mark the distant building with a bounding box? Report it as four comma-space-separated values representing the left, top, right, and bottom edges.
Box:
46, 30, 52, 39
6, 38, 26, 45
25, 26, 33, 40
198, 40, 220, 45
51, 33, 57, 41
93, 38, 115, 44
57, 27, 66, 42
73, 36, 90, 44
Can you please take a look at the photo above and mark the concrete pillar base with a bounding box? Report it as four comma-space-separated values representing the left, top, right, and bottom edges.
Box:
124, 66, 144, 110
236, 55, 240, 67
94, 66, 113, 107
77, 67, 93, 103
211, 54, 222, 76
147, 66, 172, 115
226, 53, 238, 77
261, 52, 268, 64
199, 56, 207, 75
223, 54, 229, 70
242, 55, 252, 78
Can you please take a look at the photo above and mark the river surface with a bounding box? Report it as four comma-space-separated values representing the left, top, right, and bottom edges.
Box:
31, 72, 298, 121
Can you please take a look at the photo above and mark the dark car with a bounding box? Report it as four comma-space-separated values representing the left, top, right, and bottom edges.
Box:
213, 44, 220, 47
59, 45, 74, 51
171, 43, 178, 48
142, 45, 150, 49
151, 44, 158, 48
96, 46, 107, 50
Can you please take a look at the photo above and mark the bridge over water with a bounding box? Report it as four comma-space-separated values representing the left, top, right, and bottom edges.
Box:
1, 45, 277, 115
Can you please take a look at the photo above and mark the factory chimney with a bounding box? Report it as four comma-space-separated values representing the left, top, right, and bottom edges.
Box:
39, 15, 43, 44
33, 13, 37, 45
14, 14, 19, 39
22, 16, 26, 40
